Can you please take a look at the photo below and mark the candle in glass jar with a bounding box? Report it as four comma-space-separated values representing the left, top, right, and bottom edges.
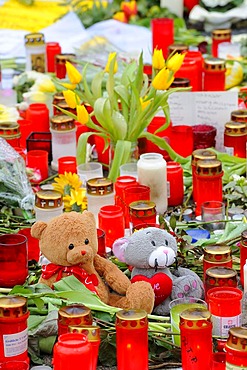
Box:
204, 266, 238, 299
46, 42, 61, 73
225, 327, 247, 368
58, 304, 93, 336
137, 153, 167, 214
212, 29, 231, 57
240, 230, 247, 287
175, 58, 199, 91
166, 161, 184, 206
203, 58, 226, 91
203, 245, 232, 282
114, 176, 138, 226
224, 121, 246, 158
231, 109, 247, 123
55, 53, 76, 79
98, 205, 125, 248
129, 200, 156, 232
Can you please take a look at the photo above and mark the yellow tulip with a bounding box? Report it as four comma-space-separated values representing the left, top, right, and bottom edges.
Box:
60, 82, 77, 90
63, 90, 77, 109
76, 105, 89, 125
65, 61, 82, 84
166, 52, 186, 73
113, 11, 128, 23
105, 52, 118, 73
140, 97, 151, 110
152, 67, 174, 90
120, 1, 137, 16
152, 48, 165, 70
38, 79, 56, 93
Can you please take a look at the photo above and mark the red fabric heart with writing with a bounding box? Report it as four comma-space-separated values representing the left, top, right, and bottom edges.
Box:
131, 272, 173, 307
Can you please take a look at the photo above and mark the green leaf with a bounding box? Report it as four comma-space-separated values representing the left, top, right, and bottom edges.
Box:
108, 140, 132, 182
94, 97, 114, 134
53, 105, 78, 120
32, 297, 45, 311
91, 70, 105, 99
111, 110, 128, 140
28, 315, 46, 331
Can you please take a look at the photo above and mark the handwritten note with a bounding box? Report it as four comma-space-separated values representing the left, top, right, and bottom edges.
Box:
168, 91, 239, 151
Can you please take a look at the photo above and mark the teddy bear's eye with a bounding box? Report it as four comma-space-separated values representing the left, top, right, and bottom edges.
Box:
68, 243, 74, 250
85, 239, 89, 245
165, 240, 168, 246
151, 240, 156, 246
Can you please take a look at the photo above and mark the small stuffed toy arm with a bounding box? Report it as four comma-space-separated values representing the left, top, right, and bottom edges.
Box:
94, 254, 131, 295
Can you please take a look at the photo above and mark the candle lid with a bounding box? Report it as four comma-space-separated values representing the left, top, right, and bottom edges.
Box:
206, 266, 237, 279
204, 58, 226, 71
116, 309, 148, 329
168, 44, 189, 54
25, 32, 45, 45
129, 200, 156, 212
224, 121, 246, 136
55, 53, 76, 64
35, 190, 63, 209
203, 245, 232, 263
212, 29, 231, 40
226, 327, 247, 352
50, 114, 75, 130
0, 121, 21, 139
87, 178, 113, 196
179, 307, 211, 328
196, 159, 222, 176
53, 92, 65, 104
59, 304, 91, 319
241, 230, 247, 246
68, 325, 100, 341
231, 109, 247, 123
170, 77, 190, 88
0, 296, 28, 317
191, 149, 217, 165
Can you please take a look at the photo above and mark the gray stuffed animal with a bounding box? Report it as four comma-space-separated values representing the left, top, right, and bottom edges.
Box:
113, 227, 204, 315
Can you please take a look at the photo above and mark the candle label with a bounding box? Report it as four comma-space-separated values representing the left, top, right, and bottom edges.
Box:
211, 314, 242, 337
3, 328, 28, 357
226, 362, 247, 369
224, 146, 234, 156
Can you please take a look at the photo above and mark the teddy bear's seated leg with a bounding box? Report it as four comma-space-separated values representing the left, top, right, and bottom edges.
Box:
108, 281, 155, 314
171, 267, 204, 301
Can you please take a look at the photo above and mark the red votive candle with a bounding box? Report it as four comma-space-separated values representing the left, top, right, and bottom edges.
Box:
123, 185, 150, 228
0, 361, 29, 369
58, 156, 77, 174
46, 42, 61, 73
116, 309, 148, 370
224, 121, 246, 158
192, 124, 217, 150
175, 58, 199, 91
240, 230, 247, 287
185, 50, 204, 91
170, 125, 194, 157
151, 18, 174, 58
55, 53, 76, 79
203, 245, 232, 283
180, 307, 213, 370
98, 205, 125, 248
53, 333, 93, 370
167, 161, 184, 206
146, 116, 172, 161
26, 103, 50, 132
26, 149, 49, 181
0, 122, 21, 148
58, 304, 93, 336
97, 228, 106, 258
17, 119, 33, 149
0, 296, 30, 365
18, 227, 40, 262
0, 234, 28, 287
204, 266, 238, 301
212, 29, 231, 57
115, 176, 138, 226
129, 200, 156, 232
225, 327, 247, 368
203, 58, 226, 91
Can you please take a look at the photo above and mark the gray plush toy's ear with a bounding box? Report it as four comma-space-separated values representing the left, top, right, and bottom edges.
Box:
31, 221, 47, 240
112, 237, 129, 262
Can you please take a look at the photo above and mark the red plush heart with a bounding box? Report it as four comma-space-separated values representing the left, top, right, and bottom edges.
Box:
131, 272, 173, 307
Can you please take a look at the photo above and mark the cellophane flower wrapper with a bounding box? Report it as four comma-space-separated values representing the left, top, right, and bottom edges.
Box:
0, 138, 34, 210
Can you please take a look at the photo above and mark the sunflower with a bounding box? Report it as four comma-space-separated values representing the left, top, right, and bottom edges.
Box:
70, 188, 87, 212
52, 172, 82, 195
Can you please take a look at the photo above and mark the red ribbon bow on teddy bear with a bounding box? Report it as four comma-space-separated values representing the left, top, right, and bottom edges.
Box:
41, 263, 99, 294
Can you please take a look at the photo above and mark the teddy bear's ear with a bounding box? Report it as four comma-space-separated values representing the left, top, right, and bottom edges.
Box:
112, 237, 129, 262
31, 221, 48, 240
82, 210, 96, 225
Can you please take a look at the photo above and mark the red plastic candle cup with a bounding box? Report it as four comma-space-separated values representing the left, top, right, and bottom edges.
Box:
129, 201, 156, 232
18, 227, 40, 262
26, 149, 49, 181
17, 119, 33, 149
116, 309, 149, 370
97, 228, 106, 258
26, 132, 52, 163
0, 122, 21, 148
0, 234, 28, 287
240, 230, 247, 287
192, 124, 217, 150
167, 161, 184, 206
224, 121, 246, 158
185, 51, 203, 91
98, 205, 125, 248
46, 42, 61, 73
145, 116, 172, 161
170, 125, 194, 157
204, 266, 238, 302
225, 327, 247, 368
26, 103, 50, 132
53, 333, 93, 370
203, 58, 226, 92
58, 156, 77, 174
212, 352, 226, 370
207, 287, 243, 338
58, 304, 93, 337
115, 176, 138, 227
151, 18, 174, 58
212, 29, 231, 57
203, 245, 232, 283
123, 185, 150, 228
0, 296, 30, 365
175, 58, 199, 91
179, 307, 213, 370
0, 362, 29, 369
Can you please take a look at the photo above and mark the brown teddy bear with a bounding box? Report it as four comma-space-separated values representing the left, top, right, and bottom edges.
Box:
31, 211, 155, 313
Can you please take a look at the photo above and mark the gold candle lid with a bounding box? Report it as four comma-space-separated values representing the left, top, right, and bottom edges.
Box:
86, 178, 113, 196
129, 201, 156, 213
226, 327, 247, 352
53, 92, 65, 103
204, 58, 226, 72
170, 78, 190, 88
231, 109, 247, 123
58, 304, 92, 326
241, 230, 247, 246
203, 245, 232, 263
68, 325, 100, 341
50, 114, 75, 130
192, 149, 217, 165
55, 53, 76, 64
35, 190, 63, 209
196, 159, 222, 176
212, 29, 231, 40
224, 121, 246, 136
168, 44, 189, 55
25, 32, 45, 45
180, 307, 211, 329
0, 296, 28, 318
206, 266, 237, 279
0, 122, 21, 139
116, 309, 148, 329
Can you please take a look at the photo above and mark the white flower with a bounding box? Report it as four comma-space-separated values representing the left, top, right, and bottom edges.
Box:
0, 105, 19, 123
231, 174, 241, 182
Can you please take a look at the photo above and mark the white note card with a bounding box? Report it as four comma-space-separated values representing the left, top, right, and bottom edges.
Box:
168, 91, 239, 152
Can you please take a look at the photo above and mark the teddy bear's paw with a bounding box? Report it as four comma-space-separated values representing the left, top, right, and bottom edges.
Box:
172, 275, 204, 300
125, 281, 155, 314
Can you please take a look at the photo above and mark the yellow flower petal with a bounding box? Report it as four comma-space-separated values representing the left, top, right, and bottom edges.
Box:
66, 61, 82, 84
105, 52, 118, 74
225, 61, 244, 90
166, 52, 186, 73
152, 48, 165, 70
140, 97, 151, 110
152, 68, 174, 90
76, 105, 89, 125
60, 82, 77, 90
113, 11, 128, 23
63, 90, 77, 109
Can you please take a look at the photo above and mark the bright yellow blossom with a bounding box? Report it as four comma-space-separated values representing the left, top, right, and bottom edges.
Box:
70, 188, 87, 207
152, 48, 165, 70
120, 1, 137, 16
60, 82, 77, 90
140, 97, 151, 110
152, 68, 174, 90
105, 52, 118, 74
76, 105, 89, 125
113, 11, 128, 23
66, 61, 82, 84
63, 90, 77, 109
52, 172, 82, 195
38, 78, 56, 93
166, 52, 186, 73
225, 61, 244, 90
